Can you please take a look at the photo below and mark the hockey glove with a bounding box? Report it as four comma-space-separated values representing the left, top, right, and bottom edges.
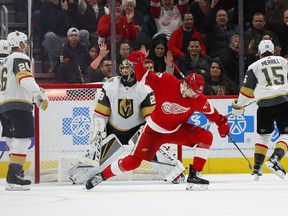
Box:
217, 115, 230, 138
128, 50, 145, 63
231, 99, 244, 117
32, 91, 49, 111
91, 114, 107, 140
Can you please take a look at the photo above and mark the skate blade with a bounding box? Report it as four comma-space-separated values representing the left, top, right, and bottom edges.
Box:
186, 183, 208, 191
253, 175, 261, 181
265, 161, 286, 179
6, 184, 31, 191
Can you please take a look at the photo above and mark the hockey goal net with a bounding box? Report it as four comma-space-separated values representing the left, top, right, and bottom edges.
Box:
31, 83, 179, 183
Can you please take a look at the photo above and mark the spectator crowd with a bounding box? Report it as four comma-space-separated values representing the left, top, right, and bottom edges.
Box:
30, 0, 288, 95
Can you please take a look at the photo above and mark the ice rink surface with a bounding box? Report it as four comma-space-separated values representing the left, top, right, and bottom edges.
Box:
1, 174, 287, 216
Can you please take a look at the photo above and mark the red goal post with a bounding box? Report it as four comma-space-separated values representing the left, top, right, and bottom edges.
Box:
33, 83, 182, 183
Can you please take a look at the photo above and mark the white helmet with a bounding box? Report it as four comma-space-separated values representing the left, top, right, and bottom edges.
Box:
0, 39, 11, 55
7, 31, 28, 49
258, 40, 274, 55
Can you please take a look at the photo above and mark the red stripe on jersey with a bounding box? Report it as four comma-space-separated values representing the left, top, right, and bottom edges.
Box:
9, 153, 27, 157
255, 143, 268, 149
18, 75, 33, 84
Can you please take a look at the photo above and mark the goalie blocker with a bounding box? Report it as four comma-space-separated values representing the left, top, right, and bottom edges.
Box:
68, 129, 185, 184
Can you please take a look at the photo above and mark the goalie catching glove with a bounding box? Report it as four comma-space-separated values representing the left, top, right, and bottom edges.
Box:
32, 91, 48, 110
216, 115, 230, 138
231, 99, 245, 117
91, 113, 107, 140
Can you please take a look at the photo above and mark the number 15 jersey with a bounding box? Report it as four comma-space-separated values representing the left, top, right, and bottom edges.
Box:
240, 55, 288, 107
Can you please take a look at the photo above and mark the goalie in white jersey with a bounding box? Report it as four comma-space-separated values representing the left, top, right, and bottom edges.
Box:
70, 59, 185, 184
0, 31, 49, 191
232, 40, 288, 180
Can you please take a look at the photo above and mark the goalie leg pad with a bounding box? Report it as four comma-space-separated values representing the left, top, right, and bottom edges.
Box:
68, 134, 125, 184
147, 145, 185, 182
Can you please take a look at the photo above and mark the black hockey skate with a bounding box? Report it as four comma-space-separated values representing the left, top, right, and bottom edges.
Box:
252, 164, 262, 181
186, 165, 209, 191
172, 173, 186, 184
6, 163, 31, 191
85, 173, 106, 190
265, 155, 286, 179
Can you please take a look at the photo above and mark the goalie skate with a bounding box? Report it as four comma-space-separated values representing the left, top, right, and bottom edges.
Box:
172, 173, 185, 184
265, 155, 286, 179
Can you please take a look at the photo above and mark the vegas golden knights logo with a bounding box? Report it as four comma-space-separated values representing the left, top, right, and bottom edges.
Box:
260, 129, 266, 133
118, 98, 133, 119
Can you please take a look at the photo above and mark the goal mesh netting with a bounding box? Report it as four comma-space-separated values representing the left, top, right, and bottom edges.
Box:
31, 83, 174, 183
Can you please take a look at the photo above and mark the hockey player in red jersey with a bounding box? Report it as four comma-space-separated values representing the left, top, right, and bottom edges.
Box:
85, 47, 230, 191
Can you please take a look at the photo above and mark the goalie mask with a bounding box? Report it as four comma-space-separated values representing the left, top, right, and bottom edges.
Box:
119, 59, 136, 86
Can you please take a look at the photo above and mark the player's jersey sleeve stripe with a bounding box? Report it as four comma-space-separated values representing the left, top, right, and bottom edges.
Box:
240, 86, 254, 98
142, 105, 155, 118
16, 71, 33, 83
95, 103, 111, 117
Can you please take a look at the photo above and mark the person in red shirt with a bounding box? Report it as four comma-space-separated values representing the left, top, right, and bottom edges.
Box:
168, 12, 206, 61
97, 0, 138, 48
85, 46, 230, 191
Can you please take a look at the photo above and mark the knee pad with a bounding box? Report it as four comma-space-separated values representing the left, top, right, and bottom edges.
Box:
256, 134, 272, 145
10, 138, 31, 155
197, 129, 213, 147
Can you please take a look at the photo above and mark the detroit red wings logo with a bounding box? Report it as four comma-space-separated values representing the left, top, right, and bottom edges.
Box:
162, 102, 190, 114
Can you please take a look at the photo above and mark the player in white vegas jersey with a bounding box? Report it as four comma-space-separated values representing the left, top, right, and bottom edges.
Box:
70, 59, 185, 184
232, 40, 288, 180
0, 40, 11, 101
0, 31, 49, 191
0, 39, 10, 66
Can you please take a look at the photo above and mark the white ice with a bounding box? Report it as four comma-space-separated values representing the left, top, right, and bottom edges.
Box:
1, 174, 287, 216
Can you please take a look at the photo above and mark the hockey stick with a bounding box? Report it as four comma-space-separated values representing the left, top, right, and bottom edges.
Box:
171, 60, 253, 170
0, 142, 8, 160
0, 149, 5, 160
202, 100, 257, 129
171, 60, 185, 79
227, 133, 252, 170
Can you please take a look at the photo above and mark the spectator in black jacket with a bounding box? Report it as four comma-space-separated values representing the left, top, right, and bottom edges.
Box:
41, 0, 90, 73
177, 38, 212, 79
55, 28, 90, 83
204, 59, 239, 96
204, 3, 238, 58
218, 34, 243, 86
77, 0, 108, 46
